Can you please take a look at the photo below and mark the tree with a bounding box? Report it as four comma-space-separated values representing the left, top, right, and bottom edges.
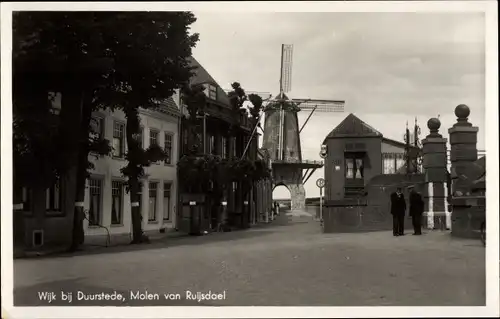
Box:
92, 12, 200, 244
181, 83, 208, 155
247, 94, 263, 121
13, 12, 199, 247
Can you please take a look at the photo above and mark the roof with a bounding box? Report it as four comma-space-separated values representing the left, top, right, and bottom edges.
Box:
155, 96, 181, 117
382, 137, 420, 150
324, 113, 383, 141
188, 56, 231, 107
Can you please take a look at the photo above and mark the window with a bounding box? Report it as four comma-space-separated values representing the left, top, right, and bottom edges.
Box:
208, 134, 215, 155
209, 85, 217, 100
112, 122, 125, 157
88, 179, 102, 226
163, 183, 172, 221
164, 133, 173, 165
382, 153, 405, 174
344, 153, 364, 179
148, 182, 158, 222
46, 181, 61, 211
135, 127, 144, 149
182, 127, 189, 154
232, 137, 237, 157
203, 83, 217, 100
221, 136, 228, 159
90, 117, 104, 140
111, 181, 124, 225
383, 153, 395, 174
396, 156, 405, 172
22, 187, 32, 212
149, 129, 159, 147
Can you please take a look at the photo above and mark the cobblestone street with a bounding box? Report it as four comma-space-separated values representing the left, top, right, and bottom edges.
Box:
14, 215, 485, 306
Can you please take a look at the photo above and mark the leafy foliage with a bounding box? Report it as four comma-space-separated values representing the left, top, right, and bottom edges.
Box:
247, 94, 263, 120
227, 82, 247, 115
180, 83, 208, 155
13, 96, 61, 186
120, 142, 168, 187
178, 155, 271, 193
13, 11, 199, 187
13, 11, 200, 245
182, 83, 207, 120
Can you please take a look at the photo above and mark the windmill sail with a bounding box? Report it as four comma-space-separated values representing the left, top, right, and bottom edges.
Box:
280, 44, 293, 93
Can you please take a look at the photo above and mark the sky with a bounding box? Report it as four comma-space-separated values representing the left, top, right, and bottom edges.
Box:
189, 11, 486, 200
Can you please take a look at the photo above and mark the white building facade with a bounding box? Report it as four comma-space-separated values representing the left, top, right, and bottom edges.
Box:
83, 97, 180, 237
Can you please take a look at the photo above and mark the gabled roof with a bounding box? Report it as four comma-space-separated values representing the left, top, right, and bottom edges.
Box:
188, 57, 231, 107
324, 113, 383, 140
156, 96, 180, 117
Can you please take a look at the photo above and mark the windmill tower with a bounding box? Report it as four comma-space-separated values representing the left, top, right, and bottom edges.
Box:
263, 44, 345, 211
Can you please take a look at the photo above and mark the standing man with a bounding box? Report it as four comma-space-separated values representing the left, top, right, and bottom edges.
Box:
390, 187, 406, 236
409, 185, 424, 235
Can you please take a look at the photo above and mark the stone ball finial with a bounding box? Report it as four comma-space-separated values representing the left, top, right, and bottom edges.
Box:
427, 117, 441, 132
455, 104, 470, 120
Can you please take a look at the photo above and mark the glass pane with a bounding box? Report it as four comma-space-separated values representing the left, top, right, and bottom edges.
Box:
163, 197, 170, 220
396, 158, 405, 172
112, 138, 121, 156
54, 184, 60, 210
164, 183, 171, 197
150, 130, 158, 146
148, 197, 157, 221
111, 195, 121, 224
89, 194, 99, 225
383, 156, 396, 174
355, 159, 364, 178
345, 159, 354, 178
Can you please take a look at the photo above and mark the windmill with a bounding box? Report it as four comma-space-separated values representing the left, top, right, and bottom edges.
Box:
258, 44, 346, 211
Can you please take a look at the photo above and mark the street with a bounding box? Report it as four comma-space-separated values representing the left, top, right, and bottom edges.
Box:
14, 214, 485, 306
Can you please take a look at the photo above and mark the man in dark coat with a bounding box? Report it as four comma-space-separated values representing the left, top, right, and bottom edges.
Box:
409, 185, 424, 235
390, 187, 406, 236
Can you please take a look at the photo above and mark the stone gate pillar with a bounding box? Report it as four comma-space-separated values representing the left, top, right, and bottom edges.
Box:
448, 104, 479, 195
422, 118, 449, 230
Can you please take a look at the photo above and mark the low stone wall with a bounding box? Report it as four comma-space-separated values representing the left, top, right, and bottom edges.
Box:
323, 174, 424, 233
21, 215, 72, 250
323, 200, 413, 233
451, 196, 485, 239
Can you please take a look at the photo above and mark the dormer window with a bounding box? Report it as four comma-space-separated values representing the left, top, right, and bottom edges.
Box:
203, 83, 217, 100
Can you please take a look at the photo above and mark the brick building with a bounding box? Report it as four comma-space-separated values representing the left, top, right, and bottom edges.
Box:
322, 113, 420, 202
177, 57, 272, 231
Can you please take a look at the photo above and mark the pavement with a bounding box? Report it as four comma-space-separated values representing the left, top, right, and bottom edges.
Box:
13, 213, 485, 306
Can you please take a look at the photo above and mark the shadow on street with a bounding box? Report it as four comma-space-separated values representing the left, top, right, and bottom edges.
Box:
24, 213, 316, 260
